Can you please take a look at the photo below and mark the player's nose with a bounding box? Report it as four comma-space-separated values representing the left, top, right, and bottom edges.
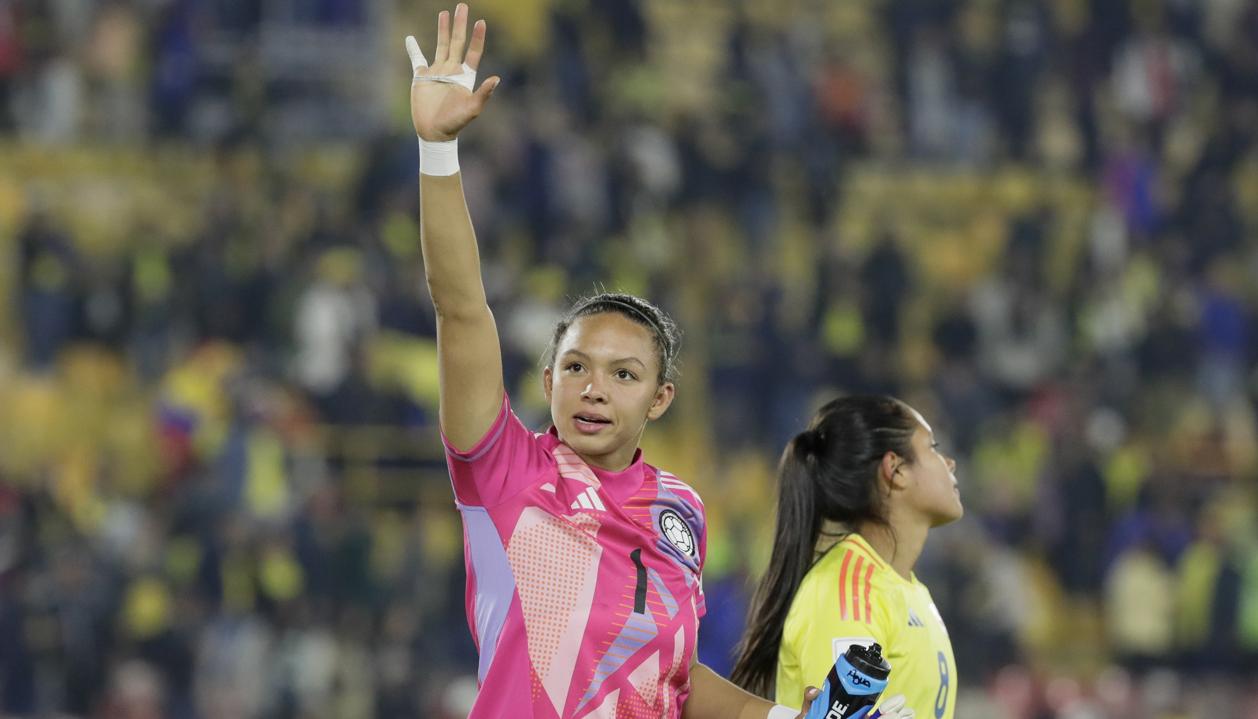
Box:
581, 379, 607, 402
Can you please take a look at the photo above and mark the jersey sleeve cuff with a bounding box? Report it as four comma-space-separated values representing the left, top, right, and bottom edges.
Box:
442, 393, 511, 462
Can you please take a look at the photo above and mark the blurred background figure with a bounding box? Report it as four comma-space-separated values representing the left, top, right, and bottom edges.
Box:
1, 1, 1257, 717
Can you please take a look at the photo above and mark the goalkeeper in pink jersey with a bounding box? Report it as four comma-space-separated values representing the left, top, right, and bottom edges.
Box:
406, 5, 828, 717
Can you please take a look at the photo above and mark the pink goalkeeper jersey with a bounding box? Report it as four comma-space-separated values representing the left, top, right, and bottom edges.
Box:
444, 395, 707, 719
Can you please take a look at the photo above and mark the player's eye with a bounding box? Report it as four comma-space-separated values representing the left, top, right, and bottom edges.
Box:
615, 369, 637, 381
565, 362, 584, 373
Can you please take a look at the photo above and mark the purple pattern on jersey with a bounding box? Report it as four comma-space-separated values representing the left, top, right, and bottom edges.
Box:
460, 505, 516, 683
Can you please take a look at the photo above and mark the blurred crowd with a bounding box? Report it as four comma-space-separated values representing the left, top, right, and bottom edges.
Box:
2, 0, 1258, 717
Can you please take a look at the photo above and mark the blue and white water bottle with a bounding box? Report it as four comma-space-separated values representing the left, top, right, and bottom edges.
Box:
803, 642, 891, 719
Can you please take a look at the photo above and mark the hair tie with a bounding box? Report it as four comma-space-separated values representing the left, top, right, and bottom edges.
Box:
795, 429, 822, 458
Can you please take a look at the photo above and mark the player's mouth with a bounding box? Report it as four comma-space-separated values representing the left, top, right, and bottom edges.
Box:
573, 413, 613, 434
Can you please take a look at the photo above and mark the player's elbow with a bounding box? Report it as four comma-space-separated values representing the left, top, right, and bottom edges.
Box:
427, 282, 488, 322
432, 298, 495, 333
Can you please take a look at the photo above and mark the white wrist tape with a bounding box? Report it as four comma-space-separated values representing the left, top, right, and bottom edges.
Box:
419, 137, 459, 176
767, 705, 797, 719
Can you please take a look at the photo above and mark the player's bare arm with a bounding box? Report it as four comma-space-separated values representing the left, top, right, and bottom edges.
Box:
407, 3, 504, 450
684, 658, 818, 719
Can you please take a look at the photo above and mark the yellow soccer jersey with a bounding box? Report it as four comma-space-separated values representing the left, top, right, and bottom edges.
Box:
775, 534, 956, 719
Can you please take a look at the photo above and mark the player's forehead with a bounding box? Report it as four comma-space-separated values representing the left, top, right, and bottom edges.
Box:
904, 405, 933, 438
559, 312, 658, 366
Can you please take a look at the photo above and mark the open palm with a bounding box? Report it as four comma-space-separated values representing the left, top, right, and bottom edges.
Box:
406, 3, 499, 142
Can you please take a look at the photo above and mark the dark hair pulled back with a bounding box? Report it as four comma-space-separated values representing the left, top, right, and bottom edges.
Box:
730, 395, 919, 697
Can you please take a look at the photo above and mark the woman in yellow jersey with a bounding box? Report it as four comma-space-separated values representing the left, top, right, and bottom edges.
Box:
731, 396, 961, 719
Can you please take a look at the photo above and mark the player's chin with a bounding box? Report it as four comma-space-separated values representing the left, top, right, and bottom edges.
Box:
566, 430, 622, 456
931, 502, 964, 527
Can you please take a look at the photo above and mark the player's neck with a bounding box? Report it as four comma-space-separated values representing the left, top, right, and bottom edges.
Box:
814, 519, 849, 559
855, 519, 927, 582
579, 448, 635, 472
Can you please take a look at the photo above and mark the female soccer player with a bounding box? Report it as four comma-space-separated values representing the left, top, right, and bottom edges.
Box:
405, 5, 863, 718
732, 396, 962, 719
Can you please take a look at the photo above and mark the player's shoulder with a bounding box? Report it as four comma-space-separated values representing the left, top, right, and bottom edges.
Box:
652, 466, 705, 511
812, 534, 892, 578
785, 539, 884, 651
804, 535, 904, 615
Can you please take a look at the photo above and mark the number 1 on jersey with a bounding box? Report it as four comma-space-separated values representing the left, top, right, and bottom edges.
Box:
630, 549, 647, 614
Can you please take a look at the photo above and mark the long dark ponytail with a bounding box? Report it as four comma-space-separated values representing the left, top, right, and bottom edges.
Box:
730, 395, 918, 697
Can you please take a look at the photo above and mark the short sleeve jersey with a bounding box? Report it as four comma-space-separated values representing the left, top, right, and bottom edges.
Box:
445, 396, 707, 719
775, 534, 956, 719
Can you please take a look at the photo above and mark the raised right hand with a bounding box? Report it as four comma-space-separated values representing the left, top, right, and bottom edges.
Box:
405, 3, 500, 142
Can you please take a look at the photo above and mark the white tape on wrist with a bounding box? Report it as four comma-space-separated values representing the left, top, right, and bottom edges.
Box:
767, 705, 797, 719
419, 137, 459, 176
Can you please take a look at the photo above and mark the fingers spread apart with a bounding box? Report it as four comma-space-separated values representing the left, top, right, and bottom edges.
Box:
408, 6, 487, 91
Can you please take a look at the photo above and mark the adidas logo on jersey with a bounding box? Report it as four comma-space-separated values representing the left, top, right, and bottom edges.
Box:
907, 609, 925, 627
570, 486, 606, 512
